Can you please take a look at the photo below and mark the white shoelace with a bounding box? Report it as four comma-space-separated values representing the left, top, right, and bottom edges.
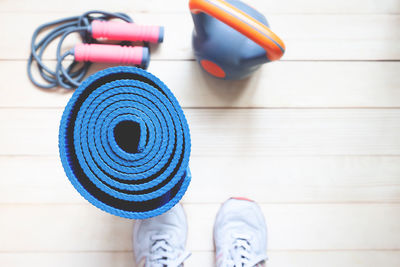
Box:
147, 233, 191, 267
222, 234, 268, 267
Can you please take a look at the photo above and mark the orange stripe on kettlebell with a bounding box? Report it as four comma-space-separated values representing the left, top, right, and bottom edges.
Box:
200, 60, 226, 78
189, 0, 285, 61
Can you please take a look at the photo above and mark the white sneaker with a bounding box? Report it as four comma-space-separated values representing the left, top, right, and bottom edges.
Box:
133, 204, 191, 267
214, 198, 268, 267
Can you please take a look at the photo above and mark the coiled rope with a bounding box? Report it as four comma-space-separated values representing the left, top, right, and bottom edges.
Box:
59, 66, 191, 219
27, 11, 134, 89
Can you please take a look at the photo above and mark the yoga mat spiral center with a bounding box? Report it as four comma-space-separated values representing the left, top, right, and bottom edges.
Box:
59, 67, 191, 219
114, 120, 142, 154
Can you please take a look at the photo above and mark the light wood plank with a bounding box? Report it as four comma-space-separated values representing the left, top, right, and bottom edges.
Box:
0, 204, 398, 251
263, 251, 400, 267
3, 61, 400, 108
0, 109, 399, 156
1, 14, 399, 60
1, 155, 400, 204
0, 0, 398, 14
186, 203, 400, 251
1, 251, 399, 267
0, 253, 138, 267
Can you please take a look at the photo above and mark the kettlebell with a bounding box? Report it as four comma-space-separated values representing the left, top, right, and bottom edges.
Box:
189, 0, 285, 79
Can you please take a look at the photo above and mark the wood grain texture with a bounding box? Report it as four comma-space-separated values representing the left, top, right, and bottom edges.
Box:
0, 0, 399, 265
1, 14, 399, 60
1, 108, 399, 156
0, 0, 399, 14
3, 61, 400, 108
1, 251, 399, 267
0, 203, 399, 252
1, 155, 400, 204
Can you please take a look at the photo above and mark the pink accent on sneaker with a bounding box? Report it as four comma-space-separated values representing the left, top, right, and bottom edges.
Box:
231, 197, 254, 202
216, 252, 224, 261
137, 256, 146, 267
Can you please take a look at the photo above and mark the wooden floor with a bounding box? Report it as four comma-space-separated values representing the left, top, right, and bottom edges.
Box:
1, 0, 400, 266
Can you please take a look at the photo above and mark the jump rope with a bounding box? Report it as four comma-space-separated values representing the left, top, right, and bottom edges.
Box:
28, 11, 163, 89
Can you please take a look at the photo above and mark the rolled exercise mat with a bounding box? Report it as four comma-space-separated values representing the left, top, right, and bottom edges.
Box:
59, 67, 191, 219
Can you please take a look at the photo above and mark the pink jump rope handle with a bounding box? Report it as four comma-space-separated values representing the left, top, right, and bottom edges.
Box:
74, 43, 150, 67
91, 20, 164, 43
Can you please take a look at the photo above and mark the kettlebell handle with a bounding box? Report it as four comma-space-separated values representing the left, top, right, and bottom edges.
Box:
189, 0, 285, 61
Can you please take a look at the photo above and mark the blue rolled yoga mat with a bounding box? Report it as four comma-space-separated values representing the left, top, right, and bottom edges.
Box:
59, 67, 191, 219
